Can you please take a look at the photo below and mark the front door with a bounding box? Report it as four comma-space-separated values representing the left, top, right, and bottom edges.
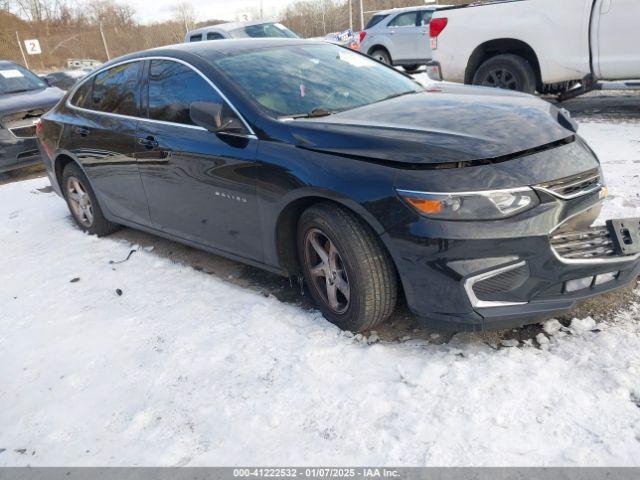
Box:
595, 0, 640, 79
136, 59, 262, 262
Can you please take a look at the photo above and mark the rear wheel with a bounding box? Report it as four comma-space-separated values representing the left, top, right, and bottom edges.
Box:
297, 202, 397, 332
370, 48, 391, 65
472, 54, 537, 94
62, 162, 119, 236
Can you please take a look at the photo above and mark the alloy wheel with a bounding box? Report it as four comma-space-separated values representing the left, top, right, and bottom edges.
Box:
66, 176, 94, 227
304, 228, 351, 314
481, 68, 519, 90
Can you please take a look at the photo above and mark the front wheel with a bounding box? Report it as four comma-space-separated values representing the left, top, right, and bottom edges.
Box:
297, 202, 397, 332
472, 54, 537, 94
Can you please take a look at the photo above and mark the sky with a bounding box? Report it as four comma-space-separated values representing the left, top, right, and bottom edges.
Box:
128, 0, 296, 23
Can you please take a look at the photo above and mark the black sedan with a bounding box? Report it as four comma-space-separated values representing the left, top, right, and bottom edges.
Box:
37, 39, 640, 332
1, 60, 64, 173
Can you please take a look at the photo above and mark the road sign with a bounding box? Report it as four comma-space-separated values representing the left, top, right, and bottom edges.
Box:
24, 39, 41, 55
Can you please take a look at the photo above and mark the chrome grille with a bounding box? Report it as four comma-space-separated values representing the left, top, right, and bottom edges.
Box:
9, 124, 37, 138
538, 168, 602, 199
550, 226, 616, 260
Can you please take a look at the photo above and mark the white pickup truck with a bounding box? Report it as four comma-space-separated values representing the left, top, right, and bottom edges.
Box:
427, 0, 640, 98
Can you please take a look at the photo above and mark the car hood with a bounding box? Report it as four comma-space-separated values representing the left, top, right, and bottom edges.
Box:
287, 84, 574, 166
0, 87, 65, 117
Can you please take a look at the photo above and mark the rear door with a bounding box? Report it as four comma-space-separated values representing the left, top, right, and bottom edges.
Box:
63, 61, 151, 226
135, 58, 262, 262
386, 11, 420, 61
594, 0, 640, 79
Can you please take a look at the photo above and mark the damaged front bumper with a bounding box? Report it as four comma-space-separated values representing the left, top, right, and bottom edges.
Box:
386, 155, 640, 331
469, 217, 640, 331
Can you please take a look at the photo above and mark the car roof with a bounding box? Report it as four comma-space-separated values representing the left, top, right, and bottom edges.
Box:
96, 38, 325, 70
187, 19, 279, 36
154, 38, 319, 56
374, 4, 451, 15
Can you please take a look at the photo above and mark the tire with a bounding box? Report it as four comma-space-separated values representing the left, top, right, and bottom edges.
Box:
62, 162, 119, 236
297, 202, 397, 332
370, 48, 391, 65
472, 54, 537, 94
403, 65, 421, 73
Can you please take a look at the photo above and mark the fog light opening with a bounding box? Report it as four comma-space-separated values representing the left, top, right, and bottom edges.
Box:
595, 271, 619, 286
565, 276, 595, 293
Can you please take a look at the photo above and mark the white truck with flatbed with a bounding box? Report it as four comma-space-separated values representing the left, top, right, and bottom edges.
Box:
427, 0, 640, 98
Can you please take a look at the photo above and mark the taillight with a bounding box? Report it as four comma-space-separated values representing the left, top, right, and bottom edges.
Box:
359, 31, 367, 43
35, 120, 43, 137
429, 17, 448, 49
430, 18, 448, 38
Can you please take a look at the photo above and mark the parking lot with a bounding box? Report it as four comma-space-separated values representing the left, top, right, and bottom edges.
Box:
1, 85, 639, 466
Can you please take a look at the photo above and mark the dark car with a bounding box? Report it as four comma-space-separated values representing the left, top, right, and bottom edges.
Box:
42, 70, 88, 91
37, 39, 640, 332
1, 61, 65, 173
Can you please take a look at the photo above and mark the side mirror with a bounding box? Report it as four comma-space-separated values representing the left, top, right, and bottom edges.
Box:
190, 101, 241, 133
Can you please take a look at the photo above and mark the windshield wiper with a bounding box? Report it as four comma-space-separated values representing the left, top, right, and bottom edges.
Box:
5, 88, 35, 94
289, 107, 335, 119
376, 90, 420, 104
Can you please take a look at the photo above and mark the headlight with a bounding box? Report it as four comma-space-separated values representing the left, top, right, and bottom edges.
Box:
396, 187, 540, 220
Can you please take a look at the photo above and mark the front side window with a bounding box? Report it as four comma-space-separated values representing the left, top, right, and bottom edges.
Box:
212, 44, 421, 117
82, 62, 142, 116
388, 11, 418, 27
230, 23, 298, 39
147, 59, 234, 126
0, 64, 47, 95
207, 32, 225, 40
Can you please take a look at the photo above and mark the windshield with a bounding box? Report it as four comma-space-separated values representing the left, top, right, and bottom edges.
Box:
213, 44, 422, 117
230, 23, 299, 39
0, 64, 47, 95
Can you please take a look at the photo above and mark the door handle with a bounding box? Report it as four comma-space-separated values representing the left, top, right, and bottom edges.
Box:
74, 126, 90, 137
137, 136, 159, 149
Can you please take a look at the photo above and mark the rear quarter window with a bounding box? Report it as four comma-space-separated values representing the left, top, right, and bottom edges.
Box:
70, 79, 94, 109
365, 14, 388, 29
73, 62, 142, 116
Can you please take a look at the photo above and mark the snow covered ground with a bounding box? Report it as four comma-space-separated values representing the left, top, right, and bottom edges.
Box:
0, 121, 639, 467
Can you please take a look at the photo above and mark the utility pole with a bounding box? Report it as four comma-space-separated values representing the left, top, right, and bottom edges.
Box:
15, 31, 29, 69
99, 22, 111, 61
260, 0, 263, 18
359, 0, 364, 31
348, 0, 353, 31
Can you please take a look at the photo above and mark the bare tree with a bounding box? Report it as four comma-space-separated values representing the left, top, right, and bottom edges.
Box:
86, 0, 134, 27
172, 1, 195, 32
